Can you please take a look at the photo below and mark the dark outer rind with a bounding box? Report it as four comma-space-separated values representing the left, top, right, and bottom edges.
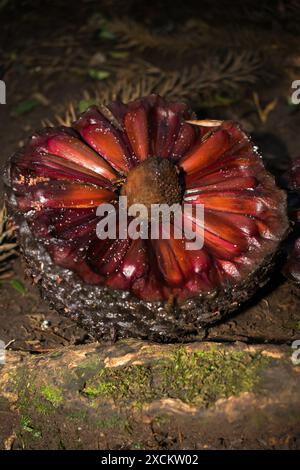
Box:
14, 212, 282, 343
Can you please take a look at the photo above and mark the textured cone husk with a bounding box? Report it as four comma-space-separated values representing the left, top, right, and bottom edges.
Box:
4, 94, 289, 341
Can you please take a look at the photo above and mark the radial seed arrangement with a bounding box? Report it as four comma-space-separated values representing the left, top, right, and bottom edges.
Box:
5, 95, 289, 341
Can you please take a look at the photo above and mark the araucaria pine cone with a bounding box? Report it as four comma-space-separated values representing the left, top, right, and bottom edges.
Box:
5, 94, 289, 341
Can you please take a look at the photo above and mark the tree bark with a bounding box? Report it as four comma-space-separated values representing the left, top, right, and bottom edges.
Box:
1, 340, 299, 450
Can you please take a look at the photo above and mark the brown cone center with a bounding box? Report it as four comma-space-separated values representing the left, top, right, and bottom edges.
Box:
122, 157, 183, 210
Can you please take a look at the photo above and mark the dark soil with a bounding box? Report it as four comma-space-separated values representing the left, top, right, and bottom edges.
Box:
0, 258, 91, 352
1, 0, 300, 450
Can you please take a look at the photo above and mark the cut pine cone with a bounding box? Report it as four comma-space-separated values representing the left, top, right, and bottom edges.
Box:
0, 205, 18, 280
4, 95, 289, 341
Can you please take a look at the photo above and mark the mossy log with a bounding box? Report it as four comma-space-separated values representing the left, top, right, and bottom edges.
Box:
0, 340, 300, 450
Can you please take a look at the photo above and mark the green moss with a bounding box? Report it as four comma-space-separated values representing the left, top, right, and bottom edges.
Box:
82, 348, 270, 407
18, 381, 35, 413
294, 321, 300, 332
152, 414, 170, 427
95, 414, 131, 431
132, 442, 144, 450
34, 399, 55, 415
67, 410, 88, 422
49, 351, 63, 359
39, 385, 63, 408
161, 349, 269, 405
18, 381, 56, 416
20, 416, 42, 438
74, 358, 103, 382
20, 415, 32, 430
58, 440, 66, 450
83, 365, 152, 400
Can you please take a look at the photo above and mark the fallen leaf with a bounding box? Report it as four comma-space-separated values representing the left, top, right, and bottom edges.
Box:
10, 279, 27, 295
12, 99, 39, 116
88, 69, 110, 81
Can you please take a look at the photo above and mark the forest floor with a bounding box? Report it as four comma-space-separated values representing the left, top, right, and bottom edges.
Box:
0, 0, 300, 449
